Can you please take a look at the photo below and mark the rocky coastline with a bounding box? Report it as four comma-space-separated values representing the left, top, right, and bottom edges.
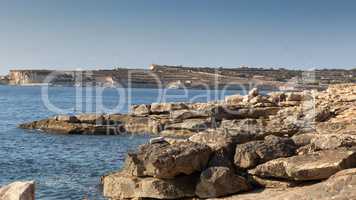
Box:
19, 83, 356, 199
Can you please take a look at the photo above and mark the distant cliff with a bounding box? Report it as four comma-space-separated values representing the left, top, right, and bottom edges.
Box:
6, 65, 356, 90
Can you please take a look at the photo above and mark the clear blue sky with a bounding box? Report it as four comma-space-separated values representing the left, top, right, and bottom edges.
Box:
0, 0, 355, 75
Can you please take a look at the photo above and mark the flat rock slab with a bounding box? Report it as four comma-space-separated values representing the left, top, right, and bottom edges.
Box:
249, 149, 356, 181
166, 118, 212, 132
123, 141, 212, 179
0, 181, 35, 200
209, 168, 356, 200
102, 171, 197, 199
170, 109, 212, 121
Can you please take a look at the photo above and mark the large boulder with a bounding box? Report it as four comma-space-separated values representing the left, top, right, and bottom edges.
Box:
0, 181, 35, 200
249, 149, 356, 181
102, 171, 197, 199
123, 141, 212, 179
189, 130, 235, 167
234, 135, 297, 169
208, 168, 356, 200
195, 167, 250, 198
131, 104, 151, 116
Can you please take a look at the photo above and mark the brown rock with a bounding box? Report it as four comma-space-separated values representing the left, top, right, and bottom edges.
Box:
102, 171, 197, 199
160, 129, 196, 138
131, 104, 151, 116
208, 168, 356, 200
170, 109, 211, 121
151, 102, 188, 114
234, 135, 297, 169
189, 130, 235, 167
249, 149, 356, 181
165, 118, 212, 132
249, 175, 300, 188
195, 167, 250, 198
291, 133, 318, 147
225, 95, 244, 105
213, 106, 280, 120
123, 141, 212, 179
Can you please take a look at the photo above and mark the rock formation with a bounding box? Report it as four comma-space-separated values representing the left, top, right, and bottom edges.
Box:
18, 83, 356, 199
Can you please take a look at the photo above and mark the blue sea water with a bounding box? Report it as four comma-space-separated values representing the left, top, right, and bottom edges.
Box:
0, 85, 247, 200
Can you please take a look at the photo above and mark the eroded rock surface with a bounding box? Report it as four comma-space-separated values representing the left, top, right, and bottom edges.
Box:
250, 149, 356, 181
0, 181, 35, 200
195, 167, 250, 198
234, 135, 297, 169
123, 141, 212, 179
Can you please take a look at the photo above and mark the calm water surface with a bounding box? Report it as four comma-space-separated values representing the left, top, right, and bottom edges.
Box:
0, 85, 246, 199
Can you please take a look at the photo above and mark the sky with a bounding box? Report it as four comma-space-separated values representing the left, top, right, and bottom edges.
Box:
0, 0, 356, 75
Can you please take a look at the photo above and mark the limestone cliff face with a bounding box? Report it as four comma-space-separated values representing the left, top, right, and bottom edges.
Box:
9, 70, 54, 85
8, 68, 273, 89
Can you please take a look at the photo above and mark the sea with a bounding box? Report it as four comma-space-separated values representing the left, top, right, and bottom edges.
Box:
0, 85, 248, 200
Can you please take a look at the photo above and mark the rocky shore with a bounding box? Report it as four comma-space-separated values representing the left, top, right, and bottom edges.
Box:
19, 83, 356, 199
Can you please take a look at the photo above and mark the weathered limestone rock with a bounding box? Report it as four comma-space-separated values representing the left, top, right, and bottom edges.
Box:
220, 119, 265, 136
166, 118, 212, 132
225, 94, 244, 105
249, 88, 259, 97
54, 115, 79, 123
123, 141, 212, 179
317, 120, 356, 135
0, 181, 35, 200
286, 92, 303, 101
214, 106, 280, 120
160, 129, 196, 138
151, 102, 188, 114
234, 135, 297, 169
297, 134, 356, 155
170, 109, 211, 121
131, 104, 151, 116
75, 114, 108, 124
249, 149, 356, 181
249, 175, 300, 188
189, 131, 233, 151
209, 168, 356, 200
189, 130, 235, 167
18, 119, 117, 135
102, 171, 197, 199
268, 92, 286, 104
291, 133, 318, 147
195, 167, 250, 198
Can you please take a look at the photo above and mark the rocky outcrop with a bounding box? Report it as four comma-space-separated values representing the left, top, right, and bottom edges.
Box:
122, 141, 212, 179
0, 181, 35, 200
17, 84, 356, 199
